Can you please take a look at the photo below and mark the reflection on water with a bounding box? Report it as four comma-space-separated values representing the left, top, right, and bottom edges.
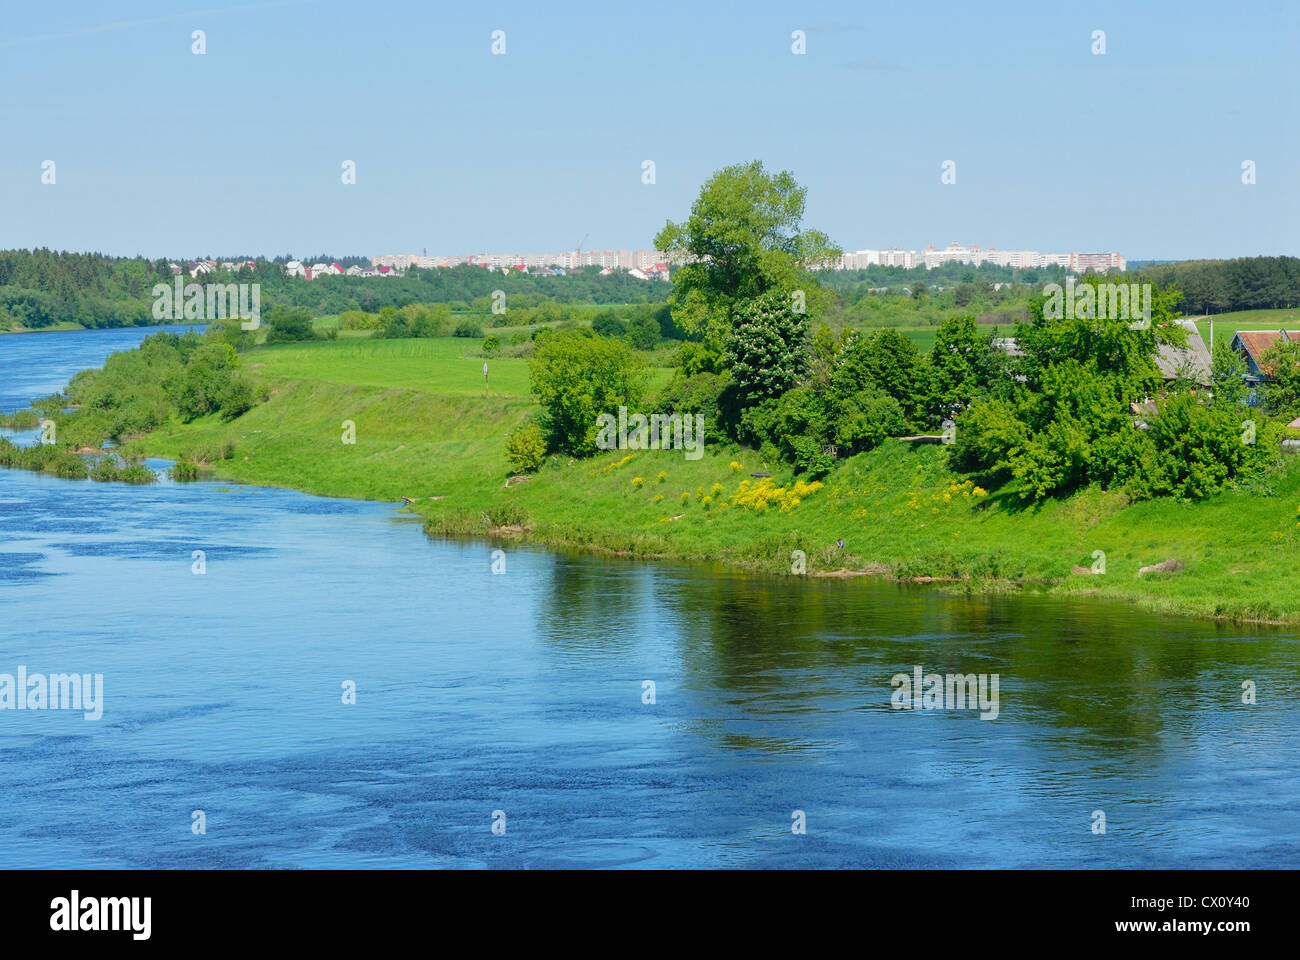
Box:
1, 461, 1296, 869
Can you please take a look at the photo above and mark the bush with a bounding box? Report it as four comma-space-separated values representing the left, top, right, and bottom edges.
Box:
87, 453, 157, 484
950, 397, 1028, 478
482, 335, 501, 357
454, 319, 484, 338
653, 371, 740, 443
832, 328, 924, 423
830, 385, 906, 453
505, 422, 547, 472
528, 330, 647, 455
626, 314, 661, 350
264, 305, 318, 343
169, 460, 200, 481
118, 462, 157, 484
217, 375, 256, 419
739, 380, 904, 476
591, 311, 628, 339
172, 343, 244, 421
1137, 393, 1278, 499
740, 388, 828, 474
339, 309, 380, 331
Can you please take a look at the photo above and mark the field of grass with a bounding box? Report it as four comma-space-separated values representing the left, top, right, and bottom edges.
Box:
248, 337, 536, 396
243, 336, 674, 397
119, 333, 1300, 625
1186, 308, 1300, 351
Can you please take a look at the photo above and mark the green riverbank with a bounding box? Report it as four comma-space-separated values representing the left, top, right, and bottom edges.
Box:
109, 336, 1300, 626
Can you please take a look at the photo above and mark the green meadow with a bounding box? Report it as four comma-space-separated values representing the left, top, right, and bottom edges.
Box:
246, 337, 535, 396
124, 331, 1300, 625
1186, 308, 1300, 350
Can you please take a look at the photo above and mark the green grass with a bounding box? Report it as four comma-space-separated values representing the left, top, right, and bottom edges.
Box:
1186, 308, 1300, 351
0, 320, 92, 335
248, 337, 536, 396
116, 333, 1300, 625
245, 335, 673, 397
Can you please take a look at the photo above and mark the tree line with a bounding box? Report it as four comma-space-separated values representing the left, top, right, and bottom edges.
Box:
0, 248, 671, 332
514, 161, 1299, 503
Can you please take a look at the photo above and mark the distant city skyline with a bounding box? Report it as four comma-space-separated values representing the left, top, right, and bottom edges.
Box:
1, 0, 1295, 261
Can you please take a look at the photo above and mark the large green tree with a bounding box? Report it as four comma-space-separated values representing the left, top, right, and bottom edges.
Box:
654, 161, 840, 360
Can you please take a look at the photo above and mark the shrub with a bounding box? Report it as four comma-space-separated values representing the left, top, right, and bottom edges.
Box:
626, 314, 660, 350
528, 330, 647, 455
829, 385, 906, 454
339, 309, 380, 331
454, 319, 484, 338
482, 335, 501, 357
264, 305, 318, 343
118, 462, 158, 484
169, 460, 200, 481
1136, 393, 1279, 499
87, 453, 156, 484
217, 375, 256, 419
591, 311, 628, 338
504, 422, 547, 472
653, 371, 739, 443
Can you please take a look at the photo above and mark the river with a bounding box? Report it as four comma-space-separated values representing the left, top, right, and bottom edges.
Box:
1, 326, 1297, 868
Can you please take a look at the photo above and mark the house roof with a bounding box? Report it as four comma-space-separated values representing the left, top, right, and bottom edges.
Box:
1155, 319, 1212, 384
989, 323, 1212, 384
1230, 330, 1300, 370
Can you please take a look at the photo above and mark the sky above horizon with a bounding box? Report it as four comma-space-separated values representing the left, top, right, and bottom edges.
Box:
1, 0, 1296, 262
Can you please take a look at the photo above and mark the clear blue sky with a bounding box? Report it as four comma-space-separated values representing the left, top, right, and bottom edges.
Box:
1, 0, 1295, 261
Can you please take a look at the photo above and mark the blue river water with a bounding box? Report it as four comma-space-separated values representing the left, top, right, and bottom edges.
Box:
1, 326, 1298, 868
0, 323, 205, 414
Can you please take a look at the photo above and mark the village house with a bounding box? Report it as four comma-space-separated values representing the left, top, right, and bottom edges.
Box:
1229, 329, 1300, 385
990, 319, 1213, 389
1154, 318, 1212, 388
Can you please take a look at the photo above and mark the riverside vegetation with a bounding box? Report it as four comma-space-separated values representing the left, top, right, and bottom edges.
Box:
6, 162, 1300, 623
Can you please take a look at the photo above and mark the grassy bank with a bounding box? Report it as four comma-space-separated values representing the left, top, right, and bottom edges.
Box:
0, 320, 88, 335
112, 334, 1300, 625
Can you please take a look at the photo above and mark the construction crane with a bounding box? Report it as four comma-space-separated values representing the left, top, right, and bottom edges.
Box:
577, 233, 589, 256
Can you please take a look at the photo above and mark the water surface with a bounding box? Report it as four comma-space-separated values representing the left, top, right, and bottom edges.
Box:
1, 327, 1296, 868
0, 323, 204, 413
